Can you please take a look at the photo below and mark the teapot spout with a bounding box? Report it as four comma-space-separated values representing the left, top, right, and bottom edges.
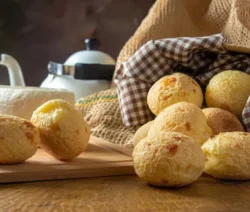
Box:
0, 54, 25, 86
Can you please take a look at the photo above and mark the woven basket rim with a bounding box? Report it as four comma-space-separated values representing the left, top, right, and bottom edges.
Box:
224, 43, 250, 54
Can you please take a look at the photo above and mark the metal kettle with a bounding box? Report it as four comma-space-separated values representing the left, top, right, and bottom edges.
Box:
40, 39, 116, 100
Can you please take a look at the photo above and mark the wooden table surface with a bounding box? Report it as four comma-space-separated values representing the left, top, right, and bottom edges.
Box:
0, 174, 250, 212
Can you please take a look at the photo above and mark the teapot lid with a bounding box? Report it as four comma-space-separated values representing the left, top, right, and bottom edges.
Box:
64, 38, 115, 66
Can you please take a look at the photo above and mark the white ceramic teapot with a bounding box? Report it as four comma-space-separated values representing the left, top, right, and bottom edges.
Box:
40, 39, 116, 100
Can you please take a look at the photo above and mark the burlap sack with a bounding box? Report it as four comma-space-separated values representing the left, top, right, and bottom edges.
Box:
75, 88, 135, 148
113, 0, 250, 81
78, 0, 250, 146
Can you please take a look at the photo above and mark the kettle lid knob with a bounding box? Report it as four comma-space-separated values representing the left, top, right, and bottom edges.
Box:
85, 38, 100, 50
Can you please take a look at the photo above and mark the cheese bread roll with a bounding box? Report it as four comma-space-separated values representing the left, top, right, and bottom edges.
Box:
149, 102, 212, 145
133, 132, 205, 187
132, 121, 153, 147
0, 115, 38, 164
206, 70, 250, 118
202, 108, 244, 135
147, 73, 203, 115
31, 99, 90, 161
202, 132, 250, 180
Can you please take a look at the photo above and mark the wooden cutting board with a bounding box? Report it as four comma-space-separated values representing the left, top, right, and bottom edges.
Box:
0, 136, 135, 183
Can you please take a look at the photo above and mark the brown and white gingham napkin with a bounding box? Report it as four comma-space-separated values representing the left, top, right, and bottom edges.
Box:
243, 96, 250, 131
114, 34, 250, 132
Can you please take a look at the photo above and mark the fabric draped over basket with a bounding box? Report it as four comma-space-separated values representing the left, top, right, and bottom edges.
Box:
114, 34, 250, 132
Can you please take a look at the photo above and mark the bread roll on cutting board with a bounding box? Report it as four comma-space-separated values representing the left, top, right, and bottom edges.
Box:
31, 99, 90, 161
0, 115, 39, 164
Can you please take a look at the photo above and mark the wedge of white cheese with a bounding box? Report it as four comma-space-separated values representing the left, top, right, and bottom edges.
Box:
0, 86, 75, 120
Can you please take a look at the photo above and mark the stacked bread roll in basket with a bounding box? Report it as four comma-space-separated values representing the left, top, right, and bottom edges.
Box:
132, 70, 250, 187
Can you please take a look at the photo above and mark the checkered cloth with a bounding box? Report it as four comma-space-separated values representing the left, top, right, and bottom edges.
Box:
114, 34, 250, 132
243, 97, 250, 132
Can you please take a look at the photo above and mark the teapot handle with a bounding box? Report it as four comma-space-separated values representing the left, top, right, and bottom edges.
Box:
0, 54, 25, 86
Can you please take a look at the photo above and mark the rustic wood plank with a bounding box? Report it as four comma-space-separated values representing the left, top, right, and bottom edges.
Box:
0, 174, 249, 211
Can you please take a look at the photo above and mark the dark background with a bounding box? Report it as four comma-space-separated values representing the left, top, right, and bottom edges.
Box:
0, 0, 154, 86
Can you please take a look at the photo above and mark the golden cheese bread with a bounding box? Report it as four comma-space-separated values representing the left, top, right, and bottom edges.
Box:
202, 132, 250, 180
148, 102, 212, 145
205, 70, 250, 118
202, 108, 244, 135
0, 115, 38, 164
147, 73, 203, 115
133, 132, 205, 187
132, 121, 153, 147
31, 99, 90, 161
